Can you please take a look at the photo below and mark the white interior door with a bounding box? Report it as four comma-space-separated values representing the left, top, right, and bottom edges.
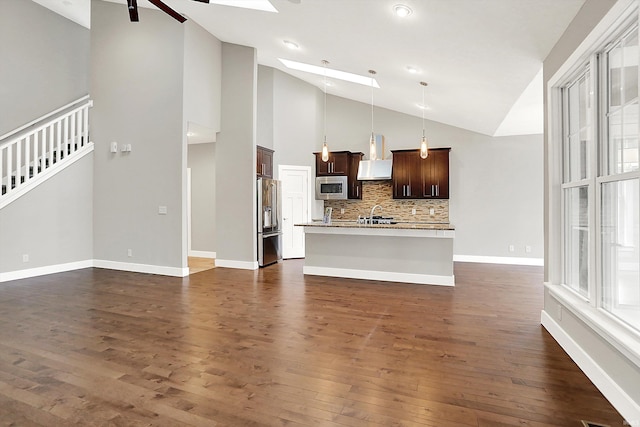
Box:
187, 168, 192, 255
279, 165, 311, 259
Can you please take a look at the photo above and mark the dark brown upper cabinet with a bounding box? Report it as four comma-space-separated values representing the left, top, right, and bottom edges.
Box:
391, 148, 450, 199
257, 145, 274, 178
314, 151, 349, 176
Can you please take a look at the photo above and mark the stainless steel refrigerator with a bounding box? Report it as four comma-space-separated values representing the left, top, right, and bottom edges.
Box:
257, 177, 282, 267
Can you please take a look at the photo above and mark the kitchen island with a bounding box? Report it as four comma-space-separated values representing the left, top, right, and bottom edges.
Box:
297, 221, 455, 286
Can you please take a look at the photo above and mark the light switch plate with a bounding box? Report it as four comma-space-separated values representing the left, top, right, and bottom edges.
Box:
158, 206, 167, 215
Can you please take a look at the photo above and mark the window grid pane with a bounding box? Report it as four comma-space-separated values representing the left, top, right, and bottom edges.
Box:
564, 72, 592, 183
601, 178, 640, 331
605, 30, 639, 175
565, 186, 590, 297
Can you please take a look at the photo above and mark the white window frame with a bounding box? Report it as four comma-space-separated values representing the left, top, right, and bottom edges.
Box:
561, 64, 597, 301
547, 0, 640, 370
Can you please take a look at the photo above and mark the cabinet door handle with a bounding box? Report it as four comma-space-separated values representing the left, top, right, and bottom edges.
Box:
436, 184, 439, 196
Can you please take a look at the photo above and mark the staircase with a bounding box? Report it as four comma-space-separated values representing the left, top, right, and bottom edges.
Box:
0, 96, 93, 208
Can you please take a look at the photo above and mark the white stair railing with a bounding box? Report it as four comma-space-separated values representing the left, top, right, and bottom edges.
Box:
0, 98, 93, 197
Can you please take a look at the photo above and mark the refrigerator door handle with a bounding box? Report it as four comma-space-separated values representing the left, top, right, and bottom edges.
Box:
262, 231, 282, 238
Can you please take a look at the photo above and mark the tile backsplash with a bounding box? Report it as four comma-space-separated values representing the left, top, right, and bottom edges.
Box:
324, 181, 449, 223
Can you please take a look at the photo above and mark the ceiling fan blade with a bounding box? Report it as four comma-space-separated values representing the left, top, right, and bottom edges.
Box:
127, 0, 139, 22
148, 0, 187, 23
191, 0, 210, 3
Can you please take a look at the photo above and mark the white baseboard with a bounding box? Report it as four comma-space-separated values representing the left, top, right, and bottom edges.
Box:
188, 250, 216, 258
93, 260, 189, 277
541, 310, 640, 425
454, 254, 544, 266
0, 260, 94, 283
303, 265, 455, 286
1, 259, 192, 283
215, 259, 259, 270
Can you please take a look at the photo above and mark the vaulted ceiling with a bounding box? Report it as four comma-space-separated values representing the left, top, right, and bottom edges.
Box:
34, 0, 586, 136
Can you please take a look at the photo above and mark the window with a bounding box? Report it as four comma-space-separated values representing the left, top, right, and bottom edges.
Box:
559, 23, 640, 332
604, 29, 639, 175
562, 69, 593, 298
601, 178, 640, 329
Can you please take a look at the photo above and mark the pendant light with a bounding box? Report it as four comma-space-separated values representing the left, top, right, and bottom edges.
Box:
419, 81, 429, 159
369, 69, 377, 161
321, 60, 330, 162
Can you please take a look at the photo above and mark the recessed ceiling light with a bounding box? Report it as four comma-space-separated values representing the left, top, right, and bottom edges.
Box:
283, 40, 299, 50
278, 58, 380, 88
393, 4, 412, 18
406, 66, 418, 74
323, 81, 334, 87
416, 103, 429, 110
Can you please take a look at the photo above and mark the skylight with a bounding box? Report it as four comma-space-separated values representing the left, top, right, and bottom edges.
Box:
209, 0, 277, 13
278, 59, 381, 88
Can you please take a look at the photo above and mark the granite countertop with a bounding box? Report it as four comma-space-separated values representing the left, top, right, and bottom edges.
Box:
296, 220, 455, 231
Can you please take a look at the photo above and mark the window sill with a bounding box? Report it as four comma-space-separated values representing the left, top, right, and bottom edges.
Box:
546, 282, 640, 369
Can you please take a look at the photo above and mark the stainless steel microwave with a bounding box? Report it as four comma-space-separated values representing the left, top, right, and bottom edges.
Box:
315, 176, 348, 200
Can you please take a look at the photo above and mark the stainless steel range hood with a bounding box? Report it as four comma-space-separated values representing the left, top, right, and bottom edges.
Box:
357, 159, 392, 180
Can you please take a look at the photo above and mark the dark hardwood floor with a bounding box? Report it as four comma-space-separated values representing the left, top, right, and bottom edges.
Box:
0, 260, 625, 426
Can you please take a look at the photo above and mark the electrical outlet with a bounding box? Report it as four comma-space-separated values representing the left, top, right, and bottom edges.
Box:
411, 208, 416, 215
525, 245, 532, 253
110, 141, 118, 153
127, 249, 132, 257
429, 208, 435, 215
340, 208, 345, 214
22, 254, 29, 263
158, 206, 167, 215
509, 244, 515, 252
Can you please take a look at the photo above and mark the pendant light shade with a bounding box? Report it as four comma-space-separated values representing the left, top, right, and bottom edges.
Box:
419, 81, 429, 159
369, 70, 377, 161
321, 138, 329, 162
321, 60, 330, 162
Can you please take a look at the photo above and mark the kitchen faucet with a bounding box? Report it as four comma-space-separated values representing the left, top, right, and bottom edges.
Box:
369, 205, 382, 224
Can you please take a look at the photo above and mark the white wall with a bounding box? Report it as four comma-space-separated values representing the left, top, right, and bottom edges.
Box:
0, 155, 93, 275
183, 20, 222, 133
215, 43, 258, 267
0, 0, 93, 276
91, 0, 185, 271
258, 67, 544, 261
0, 0, 89, 135
187, 143, 216, 253
258, 66, 324, 218
327, 94, 544, 260
257, 66, 275, 151
542, 0, 640, 421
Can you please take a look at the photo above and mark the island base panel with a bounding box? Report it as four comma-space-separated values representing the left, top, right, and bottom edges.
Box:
303, 233, 454, 286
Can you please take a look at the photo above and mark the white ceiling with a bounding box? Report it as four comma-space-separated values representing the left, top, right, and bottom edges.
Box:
35, 0, 586, 136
